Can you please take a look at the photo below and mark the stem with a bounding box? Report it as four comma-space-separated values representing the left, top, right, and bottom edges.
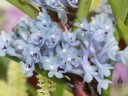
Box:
7, 0, 39, 18
27, 84, 37, 96
73, 0, 92, 31
74, 0, 92, 22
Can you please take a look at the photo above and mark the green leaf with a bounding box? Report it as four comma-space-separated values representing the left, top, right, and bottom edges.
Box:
108, 0, 128, 22
114, 25, 120, 41
74, 0, 92, 22
0, 57, 10, 79
73, 0, 92, 31
27, 84, 37, 96
53, 84, 63, 96
125, 13, 128, 26
108, 0, 128, 41
116, 19, 128, 45
7, 0, 39, 18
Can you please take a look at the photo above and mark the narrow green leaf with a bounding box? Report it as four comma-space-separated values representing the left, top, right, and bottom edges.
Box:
0, 57, 10, 79
116, 19, 128, 45
74, 0, 92, 22
7, 0, 39, 18
108, 0, 128, 41
108, 0, 128, 22
114, 25, 120, 42
53, 84, 64, 96
125, 13, 128, 26
27, 84, 37, 96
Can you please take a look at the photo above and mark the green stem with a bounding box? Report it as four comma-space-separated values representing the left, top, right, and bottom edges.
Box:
7, 0, 39, 18
125, 13, 128, 26
27, 84, 37, 96
73, 0, 92, 31
74, 0, 92, 22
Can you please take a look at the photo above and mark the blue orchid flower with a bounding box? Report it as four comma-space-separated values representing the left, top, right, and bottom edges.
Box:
93, 55, 114, 78
12, 25, 30, 41
98, 64, 114, 78
19, 61, 35, 77
63, 28, 80, 46
27, 31, 45, 47
29, 0, 78, 13
36, 9, 51, 28
90, 13, 114, 42
56, 43, 82, 71
6, 39, 27, 59
74, 18, 90, 33
116, 47, 128, 65
2, 10, 128, 95
94, 76, 112, 95
41, 53, 66, 78
22, 44, 41, 63
45, 0, 62, 9
66, 0, 78, 8
98, 32, 119, 62
17, 18, 30, 29
45, 23, 62, 48
82, 54, 98, 83
0, 31, 11, 56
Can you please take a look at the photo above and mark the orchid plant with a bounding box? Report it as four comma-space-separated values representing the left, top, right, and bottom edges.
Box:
1, 0, 128, 96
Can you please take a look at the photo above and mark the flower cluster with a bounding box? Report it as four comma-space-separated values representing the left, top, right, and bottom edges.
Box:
29, 0, 78, 13
1, 9, 128, 94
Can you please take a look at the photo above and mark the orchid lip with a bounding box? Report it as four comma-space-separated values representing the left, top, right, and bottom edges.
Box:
2, 45, 7, 50
32, 53, 40, 63
57, 67, 65, 72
